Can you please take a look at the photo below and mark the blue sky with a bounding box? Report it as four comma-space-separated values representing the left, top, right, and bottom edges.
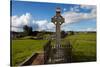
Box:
11, 0, 96, 32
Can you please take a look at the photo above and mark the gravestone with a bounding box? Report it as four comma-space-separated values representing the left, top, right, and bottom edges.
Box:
51, 7, 65, 63
51, 7, 64, 48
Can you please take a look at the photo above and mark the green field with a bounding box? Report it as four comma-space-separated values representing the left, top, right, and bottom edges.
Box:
65, 33, 96, 62
12, 33, 96, 65
12, 39, 48, 66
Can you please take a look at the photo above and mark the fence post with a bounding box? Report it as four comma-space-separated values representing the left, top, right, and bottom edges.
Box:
44, 40, 51, 64
64, 41, 72, 63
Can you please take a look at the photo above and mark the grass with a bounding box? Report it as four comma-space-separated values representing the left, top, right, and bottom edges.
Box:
12, 39, 48, 66
66, 33, 96, 44
12, 33, 96, 65
65, 33, 96, 62
50, 33, 96, 62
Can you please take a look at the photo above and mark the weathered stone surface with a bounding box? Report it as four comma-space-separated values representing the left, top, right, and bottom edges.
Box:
51, 8, 65, 63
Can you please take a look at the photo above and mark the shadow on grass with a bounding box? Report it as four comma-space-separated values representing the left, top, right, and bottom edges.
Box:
71, 51, 96, 63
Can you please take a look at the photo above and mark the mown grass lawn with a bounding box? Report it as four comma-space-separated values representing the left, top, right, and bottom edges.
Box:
65, 33, 96, 62
12, 33, 96, 65
12, 39, 48, 66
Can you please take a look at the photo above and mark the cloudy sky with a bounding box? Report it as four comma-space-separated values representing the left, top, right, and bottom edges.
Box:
11, 0, 96, 32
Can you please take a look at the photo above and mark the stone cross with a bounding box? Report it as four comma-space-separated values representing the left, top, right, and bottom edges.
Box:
51, 7, 65, 48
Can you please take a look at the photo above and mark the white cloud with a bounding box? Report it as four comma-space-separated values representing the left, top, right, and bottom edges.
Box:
73, 27, 96, 31
11, 5, 96, 32
80, 5, 96, 19
11, 13, 31, 27
11, 13, 55, 32
70, 6, 80, 12
77, 27, 96, 31
62, 5, 96, 27
11, 27, 23, 32
33, 20, 55, 31
80, 5, 96, 10
85, 28, 96, 31
61, 5, 96, 31
11, 13, 32, 32
63, 8, 67, 11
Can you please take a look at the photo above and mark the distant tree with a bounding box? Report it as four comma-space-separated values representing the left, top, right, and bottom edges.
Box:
23, 25, 32, 36
68, 31, 74, 35
33, 31, 38, 36
28, 26, 32, 35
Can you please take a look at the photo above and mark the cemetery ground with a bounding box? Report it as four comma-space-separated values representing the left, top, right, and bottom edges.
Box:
11, 32, 96, 66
